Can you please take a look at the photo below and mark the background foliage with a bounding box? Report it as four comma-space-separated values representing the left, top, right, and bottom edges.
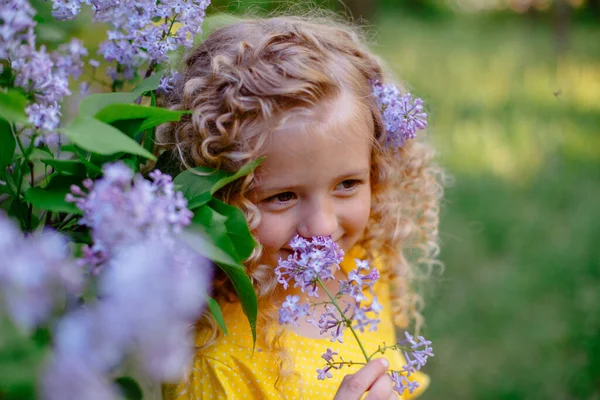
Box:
11, 0, 599, 398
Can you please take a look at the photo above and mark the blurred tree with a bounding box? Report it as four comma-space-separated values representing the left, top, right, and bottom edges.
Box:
555, 0, 571, 55
339, 0, 379, 21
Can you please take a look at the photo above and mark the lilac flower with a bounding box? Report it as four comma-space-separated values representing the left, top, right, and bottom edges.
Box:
157, 70, 180, 94
371, 80, 428, 150
26, 102, 62, 132
0, 1, 36, 58
51, 0, 211, 80
66, 162, 193, 271
317, 366, 333, 380
278, 295, 310, 326
340, 258, 379, 302
275, 235, 344, 297
98, 240, 210, 380
321, 348, 338, 363
0, 211, 83, 332
400, 331, 434, 371
1, 1, 88, 144
391, 371, 419, 395
50, 0, 87, 21
43, 353, 119, 400
314, 304, 345, 343
43, 239, 211, 398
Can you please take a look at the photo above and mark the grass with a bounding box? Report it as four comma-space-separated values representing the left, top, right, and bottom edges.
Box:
372, 13, 600, 399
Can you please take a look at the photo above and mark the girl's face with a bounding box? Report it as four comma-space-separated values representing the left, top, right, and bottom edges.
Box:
250, 92, 373, 267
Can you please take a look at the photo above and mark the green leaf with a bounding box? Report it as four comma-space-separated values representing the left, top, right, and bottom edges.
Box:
78, 72, 165, 116
0, 314, 44, 400
192, 205, 239, 260
109, 118, 147, 139
209, 198, 256, 262
114, 377, 143, 400
0, 119, 16, 170
94, 103, 185, 127
131, 72, 164, 96
180, 228, 257, 345
207, 297, 228, 336
40, 159, 87, 176
0, 90, 29, 124
61, 116, 156, 160
25, 187, 80, 214
187, 191, 212, 210
173, 166, 228, 201
210, 158, 263, 195
7, 199, 30, 231
174, 158, 263, 202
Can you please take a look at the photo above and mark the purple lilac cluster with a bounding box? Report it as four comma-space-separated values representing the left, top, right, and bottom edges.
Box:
390, 332, 434, 395
275, 235, 344, 297
66, 162, 193, 272
0, 211, 83, 332
0, 0, 87, 145
276, 236, 381, 343
371, 79, 428, 150
275, 236, 433, 396
44, 239, 211, 399
50, 0, 210, 80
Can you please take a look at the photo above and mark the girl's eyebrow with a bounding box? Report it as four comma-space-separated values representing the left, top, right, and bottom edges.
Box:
256, 168, 371, 194
337, 168, 370, 179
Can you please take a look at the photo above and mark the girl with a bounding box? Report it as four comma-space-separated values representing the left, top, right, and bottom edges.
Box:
158, 14, 443, 400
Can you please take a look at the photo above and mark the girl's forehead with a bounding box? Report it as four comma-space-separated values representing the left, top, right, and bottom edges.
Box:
253, 92, 373, 187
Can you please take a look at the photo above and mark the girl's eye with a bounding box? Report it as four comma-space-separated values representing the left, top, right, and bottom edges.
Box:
336, 179, 361, 191
265, 192, 296, 203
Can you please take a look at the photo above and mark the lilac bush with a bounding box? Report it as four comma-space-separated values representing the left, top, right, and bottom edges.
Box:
0, 212, 83, 333
0, 1, 238, 398
0, 0, 87, 145
50, 0, 210, 81
276, 235, 433, 396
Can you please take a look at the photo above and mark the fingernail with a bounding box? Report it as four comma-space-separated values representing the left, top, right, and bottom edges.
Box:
379, 358, 389, 368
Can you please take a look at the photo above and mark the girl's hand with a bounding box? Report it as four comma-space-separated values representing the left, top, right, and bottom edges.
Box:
333, 358, 396, 400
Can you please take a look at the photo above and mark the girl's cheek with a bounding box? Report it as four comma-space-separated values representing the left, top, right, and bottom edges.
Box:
255, 212, 293, 254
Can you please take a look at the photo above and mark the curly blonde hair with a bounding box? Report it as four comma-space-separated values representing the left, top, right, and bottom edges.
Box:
157, 14, 443, 390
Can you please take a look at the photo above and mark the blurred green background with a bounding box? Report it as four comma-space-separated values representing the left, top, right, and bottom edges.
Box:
32, 0, 600, 398
373, 2, 600, 399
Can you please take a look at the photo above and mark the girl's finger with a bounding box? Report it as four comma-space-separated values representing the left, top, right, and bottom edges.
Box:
364, 373, 394, 400
333, 358, 389, 400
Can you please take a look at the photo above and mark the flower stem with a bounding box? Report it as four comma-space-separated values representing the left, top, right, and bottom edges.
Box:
368, 343, 412, 360
316, 278, 370, 362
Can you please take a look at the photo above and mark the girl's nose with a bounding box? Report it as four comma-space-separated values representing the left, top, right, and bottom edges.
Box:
297, 198, 338, 239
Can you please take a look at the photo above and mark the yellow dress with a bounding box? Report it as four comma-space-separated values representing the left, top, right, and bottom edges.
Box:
167, 247, 429, 399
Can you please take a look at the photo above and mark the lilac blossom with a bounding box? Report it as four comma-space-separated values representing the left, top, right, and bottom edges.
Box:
66, 162, 193, 272
371, 79, 428, 150
43, 240, 211, 398
275, 236, 433, 391
275, 235, 344, 297
1, 0, 88, 144
278, 295, 310, 326
314, 304, 346, 342
390, 371, 419, 395
0, 211, 83, 332
157, 70, 180, 94
49, 0, 210, 80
